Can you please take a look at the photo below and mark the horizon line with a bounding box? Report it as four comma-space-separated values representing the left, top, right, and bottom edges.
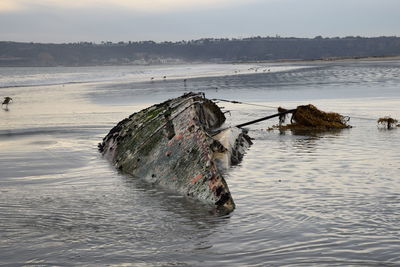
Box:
1, 35, 399, 45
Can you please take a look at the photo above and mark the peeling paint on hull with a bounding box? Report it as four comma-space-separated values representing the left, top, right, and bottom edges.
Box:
99, 92, 251, 213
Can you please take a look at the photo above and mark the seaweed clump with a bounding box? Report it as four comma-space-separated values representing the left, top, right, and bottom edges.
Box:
377, 116, 398, 129
279, 104, 351, 131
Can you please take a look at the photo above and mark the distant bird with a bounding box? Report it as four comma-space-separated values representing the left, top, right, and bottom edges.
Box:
2, 97, 12, 107
150, 77, 154, 81
163, 76, 167, 79
183, 79, 187, 82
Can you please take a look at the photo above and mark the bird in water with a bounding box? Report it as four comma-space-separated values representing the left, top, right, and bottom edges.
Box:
2, 97, 12, 107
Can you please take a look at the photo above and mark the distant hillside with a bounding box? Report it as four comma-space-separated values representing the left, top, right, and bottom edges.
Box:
1, 36, 400, 66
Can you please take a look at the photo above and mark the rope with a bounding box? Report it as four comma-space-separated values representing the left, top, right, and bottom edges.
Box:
211, 98, 278, 109
348, 116, 378, 121
211, 98, 395, 128
213, 98, 387, 122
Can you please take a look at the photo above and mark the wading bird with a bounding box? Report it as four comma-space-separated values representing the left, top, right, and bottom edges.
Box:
2, 97, 12, 107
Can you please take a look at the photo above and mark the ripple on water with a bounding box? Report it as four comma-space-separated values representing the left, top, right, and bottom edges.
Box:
1, 62, 400, 266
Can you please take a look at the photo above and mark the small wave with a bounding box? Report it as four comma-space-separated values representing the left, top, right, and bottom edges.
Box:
0, 125, 109, 138
0, 80, 98, 89
0, 64, 311, 88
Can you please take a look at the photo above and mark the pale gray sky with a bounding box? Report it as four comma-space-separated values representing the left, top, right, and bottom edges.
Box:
0, 0, 399, 43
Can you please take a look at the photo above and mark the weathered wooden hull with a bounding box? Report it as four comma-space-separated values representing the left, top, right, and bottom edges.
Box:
99, 92, 251, 213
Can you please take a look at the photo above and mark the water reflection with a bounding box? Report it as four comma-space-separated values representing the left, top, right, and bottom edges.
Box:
289, 129, 346, 153
122, 172, 231, 215
1, 167, 231, 266
288, 128, 345, 137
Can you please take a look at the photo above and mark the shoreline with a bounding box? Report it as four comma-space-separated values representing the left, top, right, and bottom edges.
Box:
234, 55, 400, 64
1, 56, 400, 68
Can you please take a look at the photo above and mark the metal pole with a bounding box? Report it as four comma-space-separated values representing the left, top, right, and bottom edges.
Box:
235, 109, 296, 128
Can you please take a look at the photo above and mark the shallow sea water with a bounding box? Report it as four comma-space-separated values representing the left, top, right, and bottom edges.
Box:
0, 61, 400, 266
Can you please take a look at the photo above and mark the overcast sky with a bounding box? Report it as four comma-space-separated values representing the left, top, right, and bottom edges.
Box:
0, 0, 399, 43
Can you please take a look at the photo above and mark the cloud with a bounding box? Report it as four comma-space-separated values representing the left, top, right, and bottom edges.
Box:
0, 0, 258, 13
0, 0, 22, 12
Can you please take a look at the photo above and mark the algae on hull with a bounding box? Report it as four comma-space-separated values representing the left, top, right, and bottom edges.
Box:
100, 93, 251, 213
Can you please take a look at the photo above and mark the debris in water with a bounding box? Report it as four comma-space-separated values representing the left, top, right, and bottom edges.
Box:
377, 116, 398, 129
277, 104, 351, 131
99, 92, 252, 213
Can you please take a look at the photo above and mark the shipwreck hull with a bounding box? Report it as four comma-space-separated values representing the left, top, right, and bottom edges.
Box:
100, 92, 251, 213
